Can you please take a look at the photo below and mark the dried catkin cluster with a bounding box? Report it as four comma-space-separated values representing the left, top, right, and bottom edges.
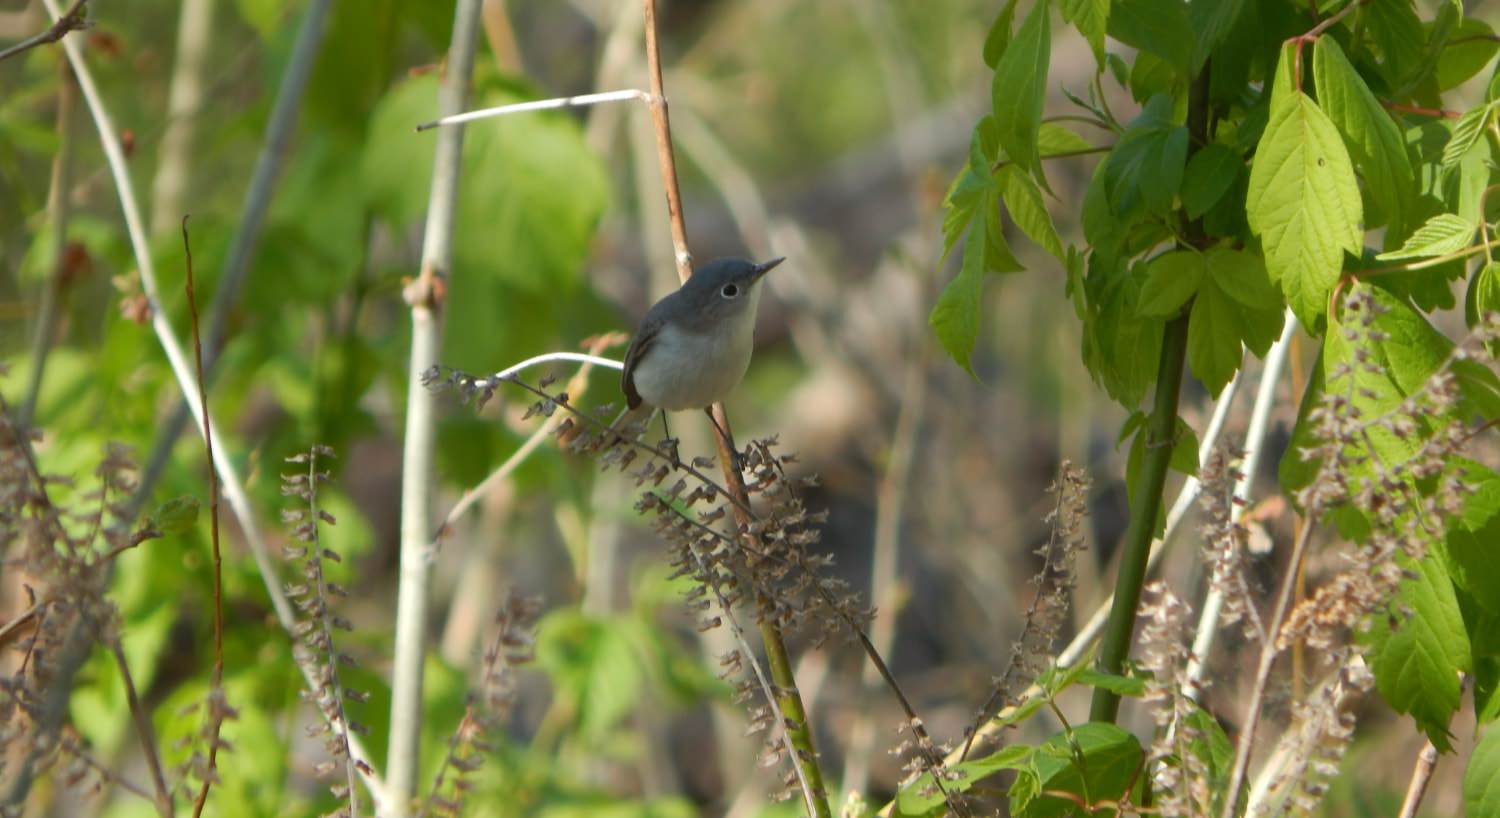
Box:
1137, 581, 1212, 818
421, 592, 538, 818
426, 366, 883, 801
1196, 448, 1265, 643
0, 402, 149, 813
281, 446, 370, 818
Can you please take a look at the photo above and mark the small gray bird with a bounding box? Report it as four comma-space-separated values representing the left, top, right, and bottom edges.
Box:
617, 256, 784, 441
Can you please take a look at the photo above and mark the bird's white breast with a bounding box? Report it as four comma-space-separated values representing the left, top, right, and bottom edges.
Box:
632, 305, 758, 411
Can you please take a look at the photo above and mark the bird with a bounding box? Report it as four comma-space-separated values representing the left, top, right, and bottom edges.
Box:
614, 256, 784, 455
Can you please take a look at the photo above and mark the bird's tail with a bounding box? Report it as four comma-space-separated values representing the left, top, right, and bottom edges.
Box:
595, 403, 655, 455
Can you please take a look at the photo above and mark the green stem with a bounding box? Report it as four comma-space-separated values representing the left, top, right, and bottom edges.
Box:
1089, 63, 1211, 724
759, 620, 831, 816
1088, 313, 1191, 723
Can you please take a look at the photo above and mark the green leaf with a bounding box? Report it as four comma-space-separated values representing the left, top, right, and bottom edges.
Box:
1137, 250, 1204, 317
1181, 143, 1243, 219
1205, 247, 1281, 310
996, 165, 1065, 260
1038, 122, 1095, 157
940, 165, 988, 264
1366, 0, 1427, 90
1468, 261, 1500, 328
1105, 93, 1190, 216
1059, 0, 1109, 66
931, 233, 991, 375
1019, 723, 1144, 818
1442, 102, 1496, 168
1437, 17, 1500, 91
992, 0, 1052, 188
894, 745, 1032, 817
146, 496, 200, 535
1077, 669, 1147, 697
984, 193, 1026, 273
1468, 726, 1500, 817
1441, 473, 1500, 615
1107, 0, 1193, 71
1082, 258, 1165, 407
1281, 283, 1454, 530
1188, 278, 1247, 394
1367, 553, 1470, 751
1246, 44, 1364, 329
1187, 0, 1246, 70
1313, 37, 1416, 234
983, 0, 1021, 69
1375, 213, 1474, 260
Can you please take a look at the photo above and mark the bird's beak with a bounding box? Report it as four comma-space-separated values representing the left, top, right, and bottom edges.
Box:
752, 257, 786, 281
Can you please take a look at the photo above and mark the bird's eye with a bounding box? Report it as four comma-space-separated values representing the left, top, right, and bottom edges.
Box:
720, 283, 740, 298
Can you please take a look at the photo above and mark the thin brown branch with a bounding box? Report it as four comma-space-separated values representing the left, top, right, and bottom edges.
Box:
184, 217, 227, 818
0, 0, 87, 63
642, 0, 692, 282
110, 639, 174, 817
1381, 100, 1462, 120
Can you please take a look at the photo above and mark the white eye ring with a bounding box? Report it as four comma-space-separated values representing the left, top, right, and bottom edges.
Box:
721, 283, 740, 298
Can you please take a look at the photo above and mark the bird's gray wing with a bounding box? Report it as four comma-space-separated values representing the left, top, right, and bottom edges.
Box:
621, 312, 663, 409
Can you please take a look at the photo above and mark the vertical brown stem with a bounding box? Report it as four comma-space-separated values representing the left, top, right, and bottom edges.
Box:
642, 0, 693, 283
639, 1, 829, 813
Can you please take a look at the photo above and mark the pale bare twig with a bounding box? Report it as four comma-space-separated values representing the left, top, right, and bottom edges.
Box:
1186, 310, 1300, 697
1396, 741, 1440, 818
417, 89, 650, 131
387, 0, 484, 811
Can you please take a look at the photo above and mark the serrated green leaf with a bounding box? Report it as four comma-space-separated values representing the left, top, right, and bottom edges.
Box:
1107, 0, 1193, 71
1281, 283, 1452, 527
1313, 37, 1416, 234
1188, 0, 1245, 70
931, 233, 991, 375
1468, 261, 1500, 328
1367, 553, 1470, 751
1138, 250, 1204, 317
983, 0, 1021, 69
1188, 278, 1246, 394
1182, 143, 1242, 219
992, 0, 1052, 188
997, 165, 1065, 260
1441, 473, 1500, 615
1437, 17, 1499, 91
1105, 93, 1190, 216
1468, 726, 1500, 816
1205, 247, 1281, 310
1022, 723, 1143, 818
1246, 44, 1364, 328
1442, 102, 1496, 168
1059, 0, 1109, 66
1376, 213, 1474, 260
